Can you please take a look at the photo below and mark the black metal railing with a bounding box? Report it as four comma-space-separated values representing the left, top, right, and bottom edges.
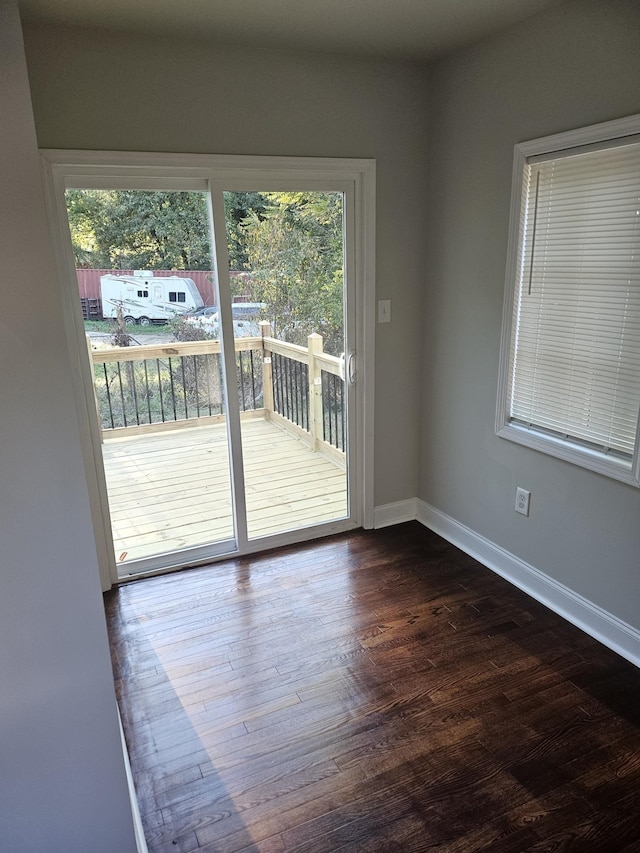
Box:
92, 336, 345, 454
236, 349, 263, 413
271, 352, 309, 432
94, 351, 262, 430
94, 354, 220, 430
322, 370, 346, 451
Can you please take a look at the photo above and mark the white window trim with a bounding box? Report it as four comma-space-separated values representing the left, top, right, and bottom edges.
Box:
496, 113, 640, 488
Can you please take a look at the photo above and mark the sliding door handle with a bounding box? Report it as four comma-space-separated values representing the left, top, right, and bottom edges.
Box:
347, 352, 356, 384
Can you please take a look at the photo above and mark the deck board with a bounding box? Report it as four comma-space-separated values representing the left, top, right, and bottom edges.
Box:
101, 417, 347, 568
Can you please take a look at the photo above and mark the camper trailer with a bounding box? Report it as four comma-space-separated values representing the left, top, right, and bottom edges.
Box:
99, 273, 204, 325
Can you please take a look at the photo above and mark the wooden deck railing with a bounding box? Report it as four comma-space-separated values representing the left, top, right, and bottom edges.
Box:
89, 322, 345, 460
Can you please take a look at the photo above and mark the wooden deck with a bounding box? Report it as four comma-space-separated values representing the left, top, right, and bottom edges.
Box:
101, 417, 347, 568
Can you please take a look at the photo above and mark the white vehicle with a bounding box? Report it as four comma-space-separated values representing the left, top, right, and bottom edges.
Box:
99, 273, 204, 325
185, 302, 266, 337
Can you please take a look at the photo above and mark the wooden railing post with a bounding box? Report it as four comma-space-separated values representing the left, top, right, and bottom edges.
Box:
260, 321, 274, 417
86, 334, 103, 444
307, 332, 323, 451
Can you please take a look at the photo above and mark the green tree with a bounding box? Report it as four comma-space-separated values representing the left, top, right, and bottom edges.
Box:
224, 191, 268, 269
243, 192, 345, 354
65, 189, 115, 267
67, 188, 269, 274
66, 189, 212, 270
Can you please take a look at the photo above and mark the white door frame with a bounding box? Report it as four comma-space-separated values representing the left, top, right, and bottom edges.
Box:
40, 150, 376, 589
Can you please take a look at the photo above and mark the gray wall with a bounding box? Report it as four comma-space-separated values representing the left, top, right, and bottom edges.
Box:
421, 0, 640, 627
4, 2, 639, 843
23, 24, 431, 508
0, 3, 136, 849
22, 2, 640, 627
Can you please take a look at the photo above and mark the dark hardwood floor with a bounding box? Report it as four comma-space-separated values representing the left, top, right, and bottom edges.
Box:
106, 523, 640, 852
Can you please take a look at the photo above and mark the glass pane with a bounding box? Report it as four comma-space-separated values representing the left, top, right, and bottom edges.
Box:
65, 189, 235, 573
223, 190, 349, 539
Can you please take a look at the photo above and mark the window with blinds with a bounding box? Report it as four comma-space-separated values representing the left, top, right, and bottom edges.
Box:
497, 116, 640, 486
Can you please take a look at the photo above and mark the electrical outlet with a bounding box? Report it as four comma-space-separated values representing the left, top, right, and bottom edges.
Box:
515, 487, 530, 516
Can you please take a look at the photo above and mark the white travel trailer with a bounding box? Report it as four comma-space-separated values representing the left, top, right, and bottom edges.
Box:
99, 273, 204, 325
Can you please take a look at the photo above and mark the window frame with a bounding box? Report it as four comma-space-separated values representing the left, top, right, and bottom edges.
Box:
496, 113, 640, 488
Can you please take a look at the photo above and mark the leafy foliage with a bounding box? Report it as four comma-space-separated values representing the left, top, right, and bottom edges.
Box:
111, 305, 134, 347
170, 316, 210, 342
66, 190, 212, 270
67, 189, 268, 272
242, 192, 344, 354
224, 192, 268, 269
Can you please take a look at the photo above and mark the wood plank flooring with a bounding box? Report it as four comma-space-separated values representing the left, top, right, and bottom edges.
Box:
101, 418, 347, 569
106, 523, 640, 852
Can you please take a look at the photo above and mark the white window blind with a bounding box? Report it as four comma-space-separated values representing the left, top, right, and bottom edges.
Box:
508, 140, 640, 458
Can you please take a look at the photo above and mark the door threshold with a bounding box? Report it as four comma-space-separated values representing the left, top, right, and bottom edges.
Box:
115, 518, 360, 584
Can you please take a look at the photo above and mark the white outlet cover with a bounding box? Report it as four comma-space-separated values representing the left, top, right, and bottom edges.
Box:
515, 487, 530, 516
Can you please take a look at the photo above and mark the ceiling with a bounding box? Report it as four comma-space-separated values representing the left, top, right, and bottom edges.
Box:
18, 0, 563, 62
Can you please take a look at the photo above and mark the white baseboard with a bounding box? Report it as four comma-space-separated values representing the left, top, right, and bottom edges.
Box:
118, 707, 148, 853
373, 498, 418, 528
372, 498, 640, 668
416, 499, 640, 669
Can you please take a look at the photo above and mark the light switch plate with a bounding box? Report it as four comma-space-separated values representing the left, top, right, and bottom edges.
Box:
378, 299, 391, 323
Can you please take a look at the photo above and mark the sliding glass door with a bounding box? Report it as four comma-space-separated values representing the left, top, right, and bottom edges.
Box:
219, 188, 350, 542
43, 153, 372, 581
65, 188, 236, 573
